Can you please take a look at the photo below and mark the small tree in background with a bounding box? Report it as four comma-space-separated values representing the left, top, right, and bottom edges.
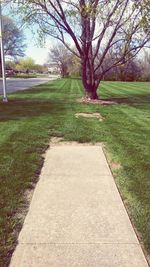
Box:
5, 60, 16, 70
139, 51, 150, 81
49, 44, 81, 77
16, 57, 35, 73
70, 55, 81, 77
48, 44, 72, 77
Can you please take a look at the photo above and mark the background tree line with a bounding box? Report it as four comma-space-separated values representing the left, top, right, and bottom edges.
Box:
49, 44, 150, 82
5, 43, 150, 81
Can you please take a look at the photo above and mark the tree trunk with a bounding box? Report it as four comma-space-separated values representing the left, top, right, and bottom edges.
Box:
84, 84, 98, 99
61, 62, 68, 78
0, 54, 2, 77
81, 58, 99, 100
80, 6, 100, 100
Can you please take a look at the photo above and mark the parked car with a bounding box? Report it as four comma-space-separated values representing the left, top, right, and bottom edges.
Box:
5, 69, 16, 77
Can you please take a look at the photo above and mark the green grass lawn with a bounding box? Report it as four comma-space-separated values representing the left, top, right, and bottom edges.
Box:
0, 78, 150, 266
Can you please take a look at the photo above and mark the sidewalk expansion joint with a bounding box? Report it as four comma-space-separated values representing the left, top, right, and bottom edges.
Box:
19, 242, 140, 245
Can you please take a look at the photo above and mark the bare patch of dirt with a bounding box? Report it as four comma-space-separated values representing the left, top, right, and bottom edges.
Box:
78, 97, 118, 105
15, 188, 35, 223
50, 136, 103, 146
50, 137, 64, 144
111, 161, 121, 171
75, 112, 103, 121
77, 97, 132, 105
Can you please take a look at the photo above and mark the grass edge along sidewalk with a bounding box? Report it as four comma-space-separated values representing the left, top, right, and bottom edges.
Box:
0, 78, 150, 266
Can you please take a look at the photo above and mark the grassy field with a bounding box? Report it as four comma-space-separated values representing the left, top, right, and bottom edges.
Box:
0, 78, 150, 266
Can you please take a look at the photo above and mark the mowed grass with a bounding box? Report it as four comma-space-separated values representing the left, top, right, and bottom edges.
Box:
0, 78, 150, 266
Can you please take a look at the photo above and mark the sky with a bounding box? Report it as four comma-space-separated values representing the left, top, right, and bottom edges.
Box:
25, 46, 49, 64
20, 26, 54, 64
24, 29, 53, 64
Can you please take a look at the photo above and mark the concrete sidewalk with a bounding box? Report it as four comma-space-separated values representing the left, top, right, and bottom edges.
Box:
10, 145, 148, 267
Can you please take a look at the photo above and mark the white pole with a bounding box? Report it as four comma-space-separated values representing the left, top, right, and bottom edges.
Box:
0, 0, 8, 102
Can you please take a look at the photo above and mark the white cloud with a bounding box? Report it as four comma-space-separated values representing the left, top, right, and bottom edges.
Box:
25, 47, 48, 64
25, 38, 54, 64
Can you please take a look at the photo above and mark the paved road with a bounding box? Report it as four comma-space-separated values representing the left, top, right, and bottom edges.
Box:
10, 144, 148, 267
0, 76, 59, 95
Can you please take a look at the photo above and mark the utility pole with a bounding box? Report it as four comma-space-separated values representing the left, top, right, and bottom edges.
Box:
0, 0, 8, 102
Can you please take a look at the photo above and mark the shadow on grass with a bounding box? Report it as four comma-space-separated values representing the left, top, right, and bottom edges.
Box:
11, 84, 61, 94
0, 88, 149, 122
99, 93, 150, 105
0, 99, 67, 122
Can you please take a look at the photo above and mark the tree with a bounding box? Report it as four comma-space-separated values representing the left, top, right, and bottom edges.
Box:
101, 48, 141, 81
1, 16, 25, 58
118, 61, 141, 82
15, 0, 150, 99
70, 54, 81, 77
16, 57, 35, 73
48, 44, 72, 77
133, 0, 150, 34
5, 60, 16, 70
49, 44, 81, 77
139, 50, 150, 81
0, 16, 25, 75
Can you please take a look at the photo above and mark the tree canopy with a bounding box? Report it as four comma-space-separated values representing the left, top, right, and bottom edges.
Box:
2, 16, 25, 58
16, 57, 35, 72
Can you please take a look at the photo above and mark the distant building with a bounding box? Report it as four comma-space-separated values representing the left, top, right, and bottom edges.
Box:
46, 63, 60, 74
